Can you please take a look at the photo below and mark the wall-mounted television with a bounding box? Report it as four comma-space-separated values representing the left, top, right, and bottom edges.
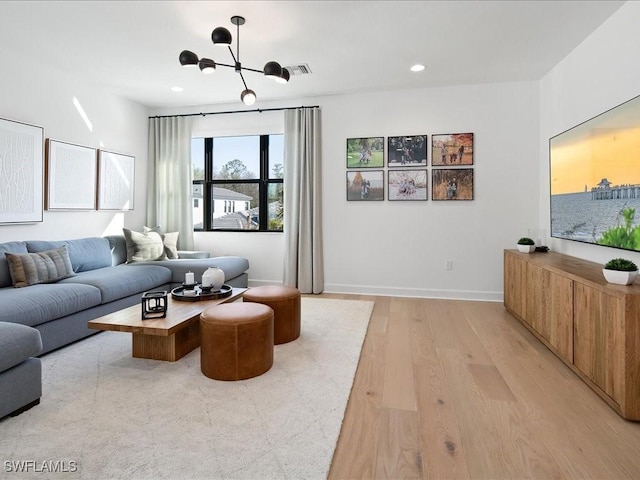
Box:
550, 94, 640, 252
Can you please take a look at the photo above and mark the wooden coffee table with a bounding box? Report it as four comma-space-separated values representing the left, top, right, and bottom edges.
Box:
88, 287, 246, 362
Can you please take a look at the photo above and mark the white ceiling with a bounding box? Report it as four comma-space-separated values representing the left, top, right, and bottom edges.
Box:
0, 1, 625, 109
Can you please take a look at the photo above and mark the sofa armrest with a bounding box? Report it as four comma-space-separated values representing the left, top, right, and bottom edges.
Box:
0, 322, 42, 373
177, 251, 211, 259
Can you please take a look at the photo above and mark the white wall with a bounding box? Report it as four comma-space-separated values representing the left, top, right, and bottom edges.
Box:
154, 80, 540, 300
320, 83, 539, 300
0, 45, 149, 243
539, 0, 640, 267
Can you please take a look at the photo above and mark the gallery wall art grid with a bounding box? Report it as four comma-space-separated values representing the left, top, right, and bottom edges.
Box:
346, 133, 475, 202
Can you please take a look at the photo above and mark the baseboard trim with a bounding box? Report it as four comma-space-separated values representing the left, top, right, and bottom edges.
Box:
323, 283, 503, 302
247, 280, 503, 302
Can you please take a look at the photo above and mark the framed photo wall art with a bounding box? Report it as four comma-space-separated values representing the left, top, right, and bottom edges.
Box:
431, 133, 474, 166
346, 137, 384, 168
346, 170, 384, 201
0, 117, 44, 224
388, 170, 427, 201
46, 139, 97, 210
98, 150, 135, 210
432, 168, 474, 201
387, 135, 427, 167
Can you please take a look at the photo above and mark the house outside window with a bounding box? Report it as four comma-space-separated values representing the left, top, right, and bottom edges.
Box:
191, 134, 284, 231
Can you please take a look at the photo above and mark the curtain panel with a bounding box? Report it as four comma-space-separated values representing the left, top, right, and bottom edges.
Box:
283, 107, 324, 293
147, 116, 194, 250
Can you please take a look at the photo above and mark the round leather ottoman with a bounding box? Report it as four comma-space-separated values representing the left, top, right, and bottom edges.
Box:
243, 285, 301, 344
200, 302, 274, 381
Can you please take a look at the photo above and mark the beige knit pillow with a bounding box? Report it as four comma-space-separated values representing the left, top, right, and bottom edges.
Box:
122, 228, 167, 263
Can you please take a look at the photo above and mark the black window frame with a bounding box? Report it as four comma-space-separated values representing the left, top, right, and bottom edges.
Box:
193, 134, 284, 232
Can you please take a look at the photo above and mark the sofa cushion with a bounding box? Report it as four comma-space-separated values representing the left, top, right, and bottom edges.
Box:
105, 235, 127, 266
6, 246, 76, 288
143, 226, 180, 259
178, 251, 211, 259
123, 228, 167, 263
25, 240, 63, 253
58, 264, 172, 303
162, 232, 180, 259
0, 322, 43, 372
26, 238, 112, 273
0, 241, 28, 288
131, 256, 249, 284
0, 283, 102, 327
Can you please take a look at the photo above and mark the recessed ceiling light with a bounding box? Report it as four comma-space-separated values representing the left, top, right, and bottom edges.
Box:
171, 86, 184, 92
410, 64, 425, 72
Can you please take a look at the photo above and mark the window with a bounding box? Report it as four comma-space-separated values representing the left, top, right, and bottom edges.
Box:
191, 134, 284, 231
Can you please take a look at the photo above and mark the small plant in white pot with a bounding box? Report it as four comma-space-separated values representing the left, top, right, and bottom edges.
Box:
603, 258, 638, 285
517, 237, 536, 253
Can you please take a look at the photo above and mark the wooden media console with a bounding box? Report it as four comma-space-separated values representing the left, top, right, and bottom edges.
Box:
504, 249, 640, 421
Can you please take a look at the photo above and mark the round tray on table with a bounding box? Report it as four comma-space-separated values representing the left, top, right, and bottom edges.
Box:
171, 284, 233, 302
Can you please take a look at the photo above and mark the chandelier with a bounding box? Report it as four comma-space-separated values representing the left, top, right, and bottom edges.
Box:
179, 15, 290, 105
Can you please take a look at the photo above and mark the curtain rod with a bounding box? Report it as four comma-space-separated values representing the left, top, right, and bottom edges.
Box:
149, 105, 320, 119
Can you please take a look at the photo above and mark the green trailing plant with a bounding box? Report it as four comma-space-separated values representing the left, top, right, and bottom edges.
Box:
604, 258, 638, 272
598, 207, 640, 250
517, 237, 535, 245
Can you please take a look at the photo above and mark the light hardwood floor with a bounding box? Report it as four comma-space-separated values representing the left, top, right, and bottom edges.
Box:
322, 294, 640, 480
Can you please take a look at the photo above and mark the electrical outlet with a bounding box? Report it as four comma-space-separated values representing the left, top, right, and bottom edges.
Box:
446, 260, 453, 270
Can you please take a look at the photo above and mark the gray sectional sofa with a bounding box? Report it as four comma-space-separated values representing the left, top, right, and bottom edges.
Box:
0, 234, 249, 419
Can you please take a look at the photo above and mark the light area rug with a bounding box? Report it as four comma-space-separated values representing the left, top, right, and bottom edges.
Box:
0, 297, 374, 480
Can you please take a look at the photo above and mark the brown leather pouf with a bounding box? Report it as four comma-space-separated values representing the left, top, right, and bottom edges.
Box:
243, 285, 301, 344
200, 302, 274, 381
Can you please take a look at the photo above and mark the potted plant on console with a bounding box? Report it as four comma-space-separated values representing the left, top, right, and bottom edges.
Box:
602, 258, 638, 285
517, 237, 536, 253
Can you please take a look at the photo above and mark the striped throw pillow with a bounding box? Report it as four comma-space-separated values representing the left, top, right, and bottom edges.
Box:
5, 246, 76, 288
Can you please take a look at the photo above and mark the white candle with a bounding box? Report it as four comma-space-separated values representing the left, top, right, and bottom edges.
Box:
185, 271, 194, 284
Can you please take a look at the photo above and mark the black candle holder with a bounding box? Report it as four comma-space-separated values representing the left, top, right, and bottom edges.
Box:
141, 290, 168, 319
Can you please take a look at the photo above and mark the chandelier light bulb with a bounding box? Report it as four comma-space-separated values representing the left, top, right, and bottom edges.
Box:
211, 27, 232, 46
275, 68, 290, 84
241, 89, 256, 105
263, 61, 283, 79
199, 58, 216, 74
179, 50, 199, 67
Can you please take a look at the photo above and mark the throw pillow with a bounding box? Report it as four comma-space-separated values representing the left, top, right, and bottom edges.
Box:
6, 246, 76, 288
143, 225, 162, 234
122, 228, 167, 263
162, 232, 180, 259
143, 226, 179, 259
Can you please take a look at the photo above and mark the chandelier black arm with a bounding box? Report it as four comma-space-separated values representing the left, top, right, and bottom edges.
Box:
228, 45, 237, 65
238, 70, 249, 91
214, 62, 264, 74
223, 44, 264, 89
239, 66, 265, 74
215, 62, 237, 69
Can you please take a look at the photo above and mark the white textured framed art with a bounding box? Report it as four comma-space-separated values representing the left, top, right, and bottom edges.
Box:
98, 150, 135, 210
0, 117, 44, 224
46, 139, 97, 210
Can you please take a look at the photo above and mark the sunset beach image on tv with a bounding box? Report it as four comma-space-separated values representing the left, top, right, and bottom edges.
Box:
549, 94, 640, 252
